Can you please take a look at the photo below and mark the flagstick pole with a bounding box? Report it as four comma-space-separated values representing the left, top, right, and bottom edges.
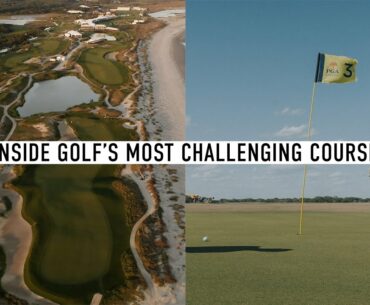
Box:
299, 81, 317, 235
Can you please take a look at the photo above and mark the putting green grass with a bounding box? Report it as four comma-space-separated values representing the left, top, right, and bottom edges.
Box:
65, 112, 138, 141
10, 114, 140, 304
187, 205, 370, 305
78, 44, 129, 87
13, 165, 131, 305
37, 38, 70, 56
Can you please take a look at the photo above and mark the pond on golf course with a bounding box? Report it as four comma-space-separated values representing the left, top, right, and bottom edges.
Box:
0, 15, 44, 25
149, 9, 185, 18
18, 76, 99, 117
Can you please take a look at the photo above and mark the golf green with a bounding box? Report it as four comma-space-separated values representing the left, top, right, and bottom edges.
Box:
187, 204, 370, 305
13, 165, 131, 305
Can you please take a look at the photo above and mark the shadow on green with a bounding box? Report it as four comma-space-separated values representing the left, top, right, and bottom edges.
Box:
186, 245, 292, 253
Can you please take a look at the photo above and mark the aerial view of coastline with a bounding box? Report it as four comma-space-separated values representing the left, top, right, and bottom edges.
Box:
0, 0, 184, 304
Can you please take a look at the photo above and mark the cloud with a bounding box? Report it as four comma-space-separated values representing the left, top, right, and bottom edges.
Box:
278, 107, 304, 116
275, 124, 307, 138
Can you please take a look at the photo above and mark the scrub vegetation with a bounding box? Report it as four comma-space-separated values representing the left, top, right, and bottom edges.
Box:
0, 75, 29, 106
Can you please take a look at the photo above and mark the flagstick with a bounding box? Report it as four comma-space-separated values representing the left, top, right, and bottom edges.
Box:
298, 81, 317, 235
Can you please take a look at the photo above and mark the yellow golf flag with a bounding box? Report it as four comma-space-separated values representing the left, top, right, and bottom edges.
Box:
315, 53, 358, 84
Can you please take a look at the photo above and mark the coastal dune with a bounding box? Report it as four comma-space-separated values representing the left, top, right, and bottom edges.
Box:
146, 13, 185, 305
130, 11, 186, 305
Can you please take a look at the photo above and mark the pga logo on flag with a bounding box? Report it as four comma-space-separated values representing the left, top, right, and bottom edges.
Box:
315, 53, 358, 84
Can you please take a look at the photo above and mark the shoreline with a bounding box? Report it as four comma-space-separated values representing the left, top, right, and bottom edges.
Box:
172, 30, 185, 79
140, 12, 185, 305
148, 15, 185, 141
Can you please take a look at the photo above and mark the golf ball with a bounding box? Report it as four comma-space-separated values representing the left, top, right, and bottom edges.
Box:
202, 236, 208, 242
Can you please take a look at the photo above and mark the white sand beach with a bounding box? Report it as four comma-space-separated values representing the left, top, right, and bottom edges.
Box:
149, 16, 185, 141
143, 11, 185, 305
126, 10, 185, 305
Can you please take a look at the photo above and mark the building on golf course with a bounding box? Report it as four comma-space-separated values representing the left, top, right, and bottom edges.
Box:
64, 30, 82, 38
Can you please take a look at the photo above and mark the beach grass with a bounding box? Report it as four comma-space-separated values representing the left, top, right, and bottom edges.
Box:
187, 204, 370, 305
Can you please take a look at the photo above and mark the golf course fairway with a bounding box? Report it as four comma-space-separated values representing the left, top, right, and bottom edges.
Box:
12, 165, 132, 305
187, 203, 370, 305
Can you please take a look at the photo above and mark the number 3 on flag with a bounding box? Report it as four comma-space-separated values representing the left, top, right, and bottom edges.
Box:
315, 53, 358, 84
344, 63, 353, 78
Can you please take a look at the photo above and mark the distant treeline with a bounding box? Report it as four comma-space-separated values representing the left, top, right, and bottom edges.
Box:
0, 0, 75, 14
186, 195, 370, 203
0, 0, 178, 14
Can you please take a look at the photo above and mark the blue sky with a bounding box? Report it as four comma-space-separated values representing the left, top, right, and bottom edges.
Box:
186, 0, 370, 198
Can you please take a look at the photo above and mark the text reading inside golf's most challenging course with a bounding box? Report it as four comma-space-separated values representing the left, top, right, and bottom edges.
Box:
2, 142, 370, 164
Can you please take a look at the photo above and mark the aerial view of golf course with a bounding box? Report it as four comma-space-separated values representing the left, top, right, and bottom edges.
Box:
0, 0, 185, 304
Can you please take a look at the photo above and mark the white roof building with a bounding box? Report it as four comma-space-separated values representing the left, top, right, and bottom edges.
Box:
50, 55, 65, 62
95, 13, 117, 21
95, 24, 107, 30
132, 19, 145, 25
116, 6, 130, 11
67, 10, 84, 14
76, 13, 118, 31
106, 27, 119, 31
132, 7, 146, 11
87, 33, 116, 44
65, 30, 82, 38
80, 24, 95, 31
